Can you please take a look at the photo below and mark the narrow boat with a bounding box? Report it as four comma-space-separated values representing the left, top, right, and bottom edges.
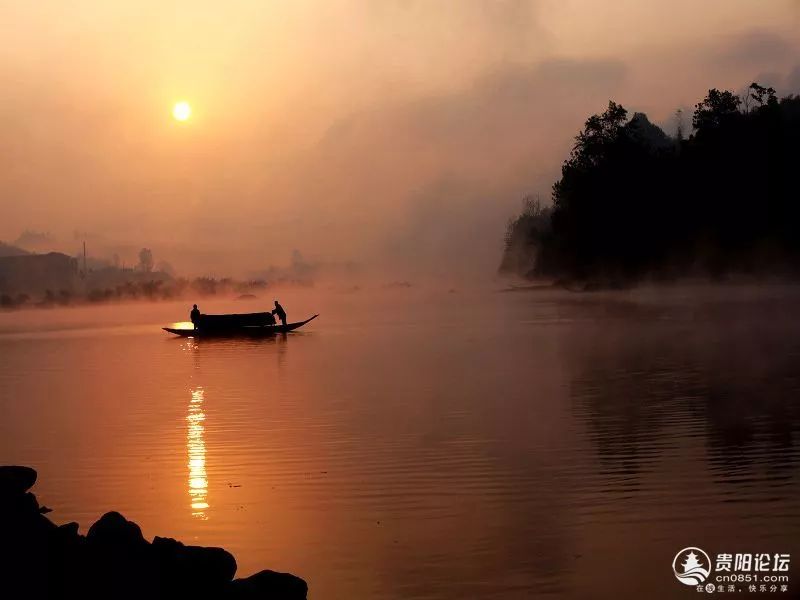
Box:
163, 314, 318, 337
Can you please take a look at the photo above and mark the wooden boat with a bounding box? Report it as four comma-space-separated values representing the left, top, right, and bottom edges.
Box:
195, 312, 276, 328
163, 314, 318, 337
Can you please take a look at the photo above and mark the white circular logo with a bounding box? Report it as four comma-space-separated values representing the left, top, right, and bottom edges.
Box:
673, 547, 711, 585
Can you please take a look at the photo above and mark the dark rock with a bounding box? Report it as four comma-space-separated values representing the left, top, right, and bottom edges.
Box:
0, 491, 52, 536
152, 536, 237, 587
84, 513, 155, 600
86, 511, 147, 549
50, 522, 88, 593
22, 491, 40, 513
0, 489, 39, 514
0, 465, 306, 600
184, 545, 237, 582
0, 465, 37, 496
58, 522, 80, 537
229, 569, 308, 600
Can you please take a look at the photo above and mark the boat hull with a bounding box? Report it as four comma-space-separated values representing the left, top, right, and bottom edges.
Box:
163, 315, 318, 337
196, 312, 276, 328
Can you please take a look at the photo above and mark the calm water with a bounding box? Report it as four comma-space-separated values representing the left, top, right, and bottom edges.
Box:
1, 285, 799, 599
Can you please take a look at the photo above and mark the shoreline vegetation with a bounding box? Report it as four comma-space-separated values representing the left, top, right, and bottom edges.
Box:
0, 248, 335, 312
0, 275, 272, 312
0, 466, 307, 599
500, 84, 800, 289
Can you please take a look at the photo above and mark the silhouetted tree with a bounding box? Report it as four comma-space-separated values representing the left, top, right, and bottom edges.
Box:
692, 89, 741, 132
747, 82, 777, 110
499, 195, 552, 275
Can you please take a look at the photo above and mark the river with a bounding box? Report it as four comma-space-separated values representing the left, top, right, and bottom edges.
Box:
1, 284, 799, 599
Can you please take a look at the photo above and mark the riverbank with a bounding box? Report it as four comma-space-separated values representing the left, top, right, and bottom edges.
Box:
0, 466, 307, 599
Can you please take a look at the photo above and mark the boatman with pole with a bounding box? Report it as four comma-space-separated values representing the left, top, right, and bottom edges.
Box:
190, 304, 201, 330
272, 300, 287, 326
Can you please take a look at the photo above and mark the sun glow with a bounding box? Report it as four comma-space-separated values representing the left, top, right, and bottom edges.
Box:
172, 101, 192, 122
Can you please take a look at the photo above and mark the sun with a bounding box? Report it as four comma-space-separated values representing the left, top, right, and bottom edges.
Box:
172, 101, 192, 122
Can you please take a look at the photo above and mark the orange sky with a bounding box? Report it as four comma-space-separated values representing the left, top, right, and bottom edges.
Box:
1, 0, 799, 278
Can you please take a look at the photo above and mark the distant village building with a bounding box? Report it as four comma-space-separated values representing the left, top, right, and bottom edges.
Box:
0, 252, 78, 295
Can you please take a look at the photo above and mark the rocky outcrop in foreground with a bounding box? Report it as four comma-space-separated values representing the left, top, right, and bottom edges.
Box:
0, 466, 307, 599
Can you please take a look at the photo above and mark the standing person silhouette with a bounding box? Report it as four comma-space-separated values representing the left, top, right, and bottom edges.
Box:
190, 304, 200, 330
272, 300, 287, 326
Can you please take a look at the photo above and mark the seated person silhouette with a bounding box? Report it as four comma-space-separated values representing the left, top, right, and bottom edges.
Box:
272, 300, 287, 326
190, 304, 200, 329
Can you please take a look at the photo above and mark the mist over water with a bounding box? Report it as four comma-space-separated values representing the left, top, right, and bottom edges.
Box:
1, 284, 798, 599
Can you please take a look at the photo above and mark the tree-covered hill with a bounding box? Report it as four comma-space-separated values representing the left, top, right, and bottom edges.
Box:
500, 84, 800, 285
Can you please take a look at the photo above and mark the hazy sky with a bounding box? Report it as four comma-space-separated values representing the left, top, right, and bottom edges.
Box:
1, 0, 799, 278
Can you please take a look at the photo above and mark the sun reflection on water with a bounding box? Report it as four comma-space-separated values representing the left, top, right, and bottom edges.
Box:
187, 387, 209, 519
